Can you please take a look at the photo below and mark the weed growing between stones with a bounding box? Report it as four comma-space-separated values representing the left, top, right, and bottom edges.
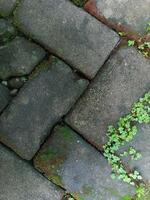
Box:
119, 22, 150, 58
103, 91, 150, 199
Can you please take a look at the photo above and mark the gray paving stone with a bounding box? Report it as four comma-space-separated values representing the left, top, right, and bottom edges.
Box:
34, 124, 135, 200
14, 0, 119, 79
118, 124, 150, 183
0, 36, 46, 80
0, 84, 11, 112
0, 18, 16, 44
0, 143, 64, 200
8, 77, 26, 89
92, 0, 150, 33
65, 47, 150, 148
0, 0, 16, 16
0, 57, 88, 160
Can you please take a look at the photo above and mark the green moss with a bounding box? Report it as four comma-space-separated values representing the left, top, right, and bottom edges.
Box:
40, 149, 58, 161
48, 175, 63, 187
0, 12, 5, 17
29, 60, 50, 79
82, 185, 93, 195
70, 0, 88, 7
59, 126, 74, 140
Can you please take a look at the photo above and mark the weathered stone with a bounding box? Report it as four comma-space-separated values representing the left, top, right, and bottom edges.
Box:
0, 36, 46, 80
10, 88, 18, 96
0, 57, 88, 160
118, 124, 150, 183
0, 84, 11, 112
34, 124, 135, 200
0, 0, 16, 16
0, 19, 16, 44
8, 77, 27, 89
85, 0, 150, 33
65, 47, 150, 148
0, 143, 64, 200
14, 0, 119, 79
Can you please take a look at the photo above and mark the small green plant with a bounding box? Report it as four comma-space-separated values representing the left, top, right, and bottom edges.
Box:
128, 40, 135, 46
103, 91, 150, 185
118, 32, 126, 37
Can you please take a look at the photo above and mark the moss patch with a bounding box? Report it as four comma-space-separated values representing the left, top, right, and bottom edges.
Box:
29, 60, 50, 79
70, 0, 88, 7
58, 126, 74, 140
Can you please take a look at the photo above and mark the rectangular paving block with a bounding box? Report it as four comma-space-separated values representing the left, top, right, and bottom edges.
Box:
118, 124, 150, 183
0, 143, 64, 200
14, 0, 119, 79
0, 0, 16, 16
0, 36, 46, 80
34, 124, 135, 200
65, 47, 150, 149
84, 0, 150, 33
0, 56, 88, 160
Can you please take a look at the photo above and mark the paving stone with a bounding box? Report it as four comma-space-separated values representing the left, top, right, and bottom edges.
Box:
118, 124, 150, 183
65, 47, 150, 148
0, 143, 64, 200
14, 0, 119, 79
85, 0, 150, 33
0, 36, 46, 80
0, 57, 88, 160
8, 77, 27, 89
0, 0, 16, 16
0, 18, 16, 44
34, 124, 135, 200
0, 84, 11, 112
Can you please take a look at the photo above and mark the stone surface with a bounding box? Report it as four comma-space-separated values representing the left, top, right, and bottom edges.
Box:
0, 0, 16, 16
0, 18, 16, 44
0, 143, 64, 200
0, 36, 46, 80
0, 84, 11, 112
86, 0, 150, 33
34, 124, 135, 200
118, 123, 150, 183
65, 47, 150, 148
14, 0, 119, 79
8, 77, 27, 89
0, 57, 88, 160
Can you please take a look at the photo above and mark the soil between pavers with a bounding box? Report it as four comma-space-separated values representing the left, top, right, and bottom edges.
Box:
0, 84, 11, 112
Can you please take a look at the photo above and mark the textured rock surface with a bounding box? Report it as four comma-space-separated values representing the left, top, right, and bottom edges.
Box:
0, 57, 88, 160
14, 0, 119, 79
86, 0, 150, 33
66, 47, 150, 148
0, 0, 16, 16
0, 19, 16, 44
118, 124, 150, 183
0, 143, 64, 200
34, 124, 135, 200
0, 36, 46, 80
0, 84, 11, 112
8, 77, 27, 89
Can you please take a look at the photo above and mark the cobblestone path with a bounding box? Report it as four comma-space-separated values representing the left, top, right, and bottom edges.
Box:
0, 0, 150, 200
